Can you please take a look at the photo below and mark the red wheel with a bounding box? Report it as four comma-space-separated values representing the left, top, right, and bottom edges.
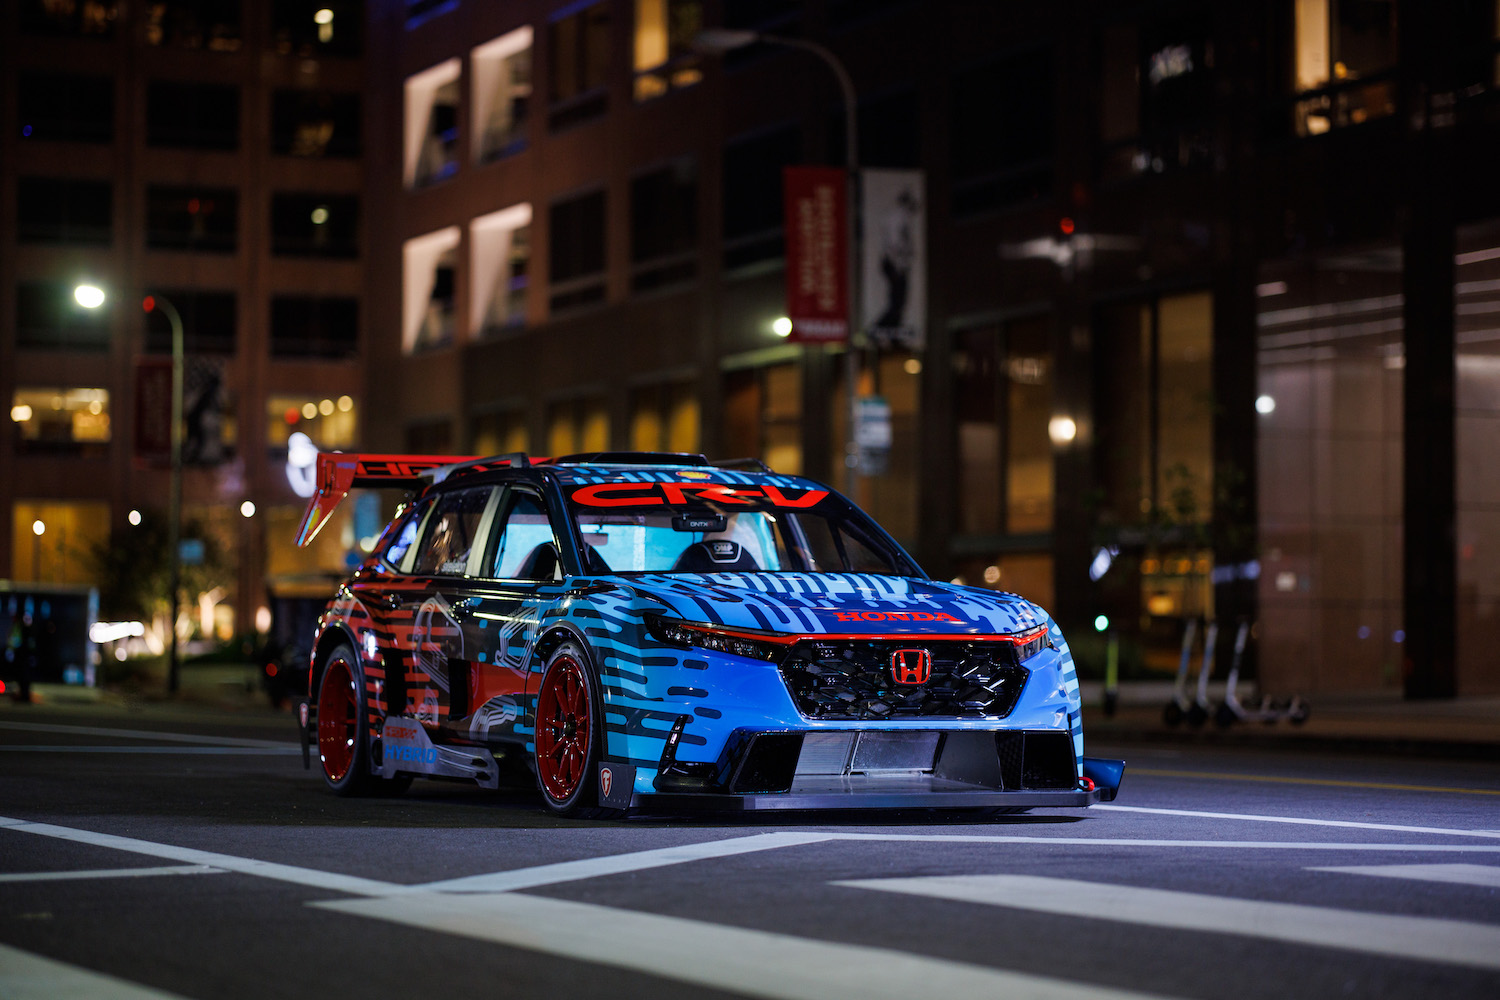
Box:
317, 650, 359, 784
535, 650, 592, 804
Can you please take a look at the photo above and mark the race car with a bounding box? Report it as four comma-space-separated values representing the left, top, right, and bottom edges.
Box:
294, 451, 1124, 816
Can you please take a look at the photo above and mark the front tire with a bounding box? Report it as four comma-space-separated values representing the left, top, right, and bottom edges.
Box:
533, 642, 621, 819
316, 643, 410, 797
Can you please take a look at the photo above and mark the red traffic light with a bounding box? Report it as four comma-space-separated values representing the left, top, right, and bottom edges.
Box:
142, 295, 156, 313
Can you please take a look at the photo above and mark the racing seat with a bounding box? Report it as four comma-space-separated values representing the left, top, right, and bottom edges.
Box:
516, 542, 562, 581
671, 540, 761, 573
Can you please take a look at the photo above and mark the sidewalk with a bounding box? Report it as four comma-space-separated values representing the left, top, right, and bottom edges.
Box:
1081, 680, 1500, 758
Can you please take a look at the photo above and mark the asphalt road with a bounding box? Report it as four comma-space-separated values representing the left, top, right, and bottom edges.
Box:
1, 707, 1497, 1000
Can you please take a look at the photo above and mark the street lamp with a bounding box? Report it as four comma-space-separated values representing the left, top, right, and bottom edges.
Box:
75, 284, 186, 695
693, 28, 863, 497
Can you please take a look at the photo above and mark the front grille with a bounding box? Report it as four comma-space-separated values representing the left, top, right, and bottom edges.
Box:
777, 639, 1030, 721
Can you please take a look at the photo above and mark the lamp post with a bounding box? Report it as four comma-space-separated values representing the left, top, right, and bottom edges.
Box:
693, 28, 863, 497
75, 284, 185, 695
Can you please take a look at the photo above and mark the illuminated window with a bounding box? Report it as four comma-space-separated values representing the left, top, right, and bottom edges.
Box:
1293, 0, 1398, 136
11, 501, 111, 588
472, 409, 528, 456
549, 190, 606, 313
267, 393, 357, 451
470, 204, 532, 337
17, 178, 112, 245
147, 185, 238, 253
272, 90, 361, 158
404, 59, 461, 188
272, 1, 362, 57
271, 193, 358, 258
723, 364, 801, 475
19, 0, 119, 38
403, 226, 461, 353
631, 158, 698, 291
547, 398, 610, 456
629, 383, 699, 454
145, 0, 242, 51
473, 26, 532, 163
549, 2, 609, 131
19, 72, 113, 143
11, 387, 111, 454
633, 0, 703, 102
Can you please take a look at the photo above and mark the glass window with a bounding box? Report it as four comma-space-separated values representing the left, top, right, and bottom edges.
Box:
549, 2, 610, 130
722, 125, 799, 270
491, 492, 562, 580
15, 281, 111, 352
724, 0, 798, 31
10, 387, 110, 454
950, 48, 1053, 218
147, 81, 240, 151
270, 297, 358, 359
412, 487, 494, 576
547, 397, 610, 456
722, 362, 801, 475
629, 382, 699, 453
267, 393, 357, 450
144, 292, 236, 355
272, 1, 362, 57
17, 177, 112, 245
146, 185, 238, 253
20, 0, 119, 37
381, 499, 429, 570
549, 190, 607, 312
631, 158, 698, 291
271, 193, 358, 258
404, 60, 461, 188
272, 90, 361, 158
472, 409, 529, 457
470, 204, 531, 336
145, 0, 241, 51
633, 0, 703, 102
11, 501, 112, 589
19, 72, 113, 144
473, 27, 532, 162
403, 226, 461, 353
1293, 0, 1398, 135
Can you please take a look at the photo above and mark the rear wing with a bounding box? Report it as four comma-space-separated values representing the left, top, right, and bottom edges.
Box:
295, 453, 481, 547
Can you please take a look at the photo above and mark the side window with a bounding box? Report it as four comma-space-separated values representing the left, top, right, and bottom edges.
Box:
381, 498, 431, 570
411, 487, 494, 576
491, 491, 562, 580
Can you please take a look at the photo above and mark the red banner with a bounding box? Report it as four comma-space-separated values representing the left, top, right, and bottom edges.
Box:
783, 166, 848, 343
135, 359, 172, 464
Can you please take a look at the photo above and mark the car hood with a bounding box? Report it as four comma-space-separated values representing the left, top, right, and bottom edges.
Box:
616, 572, 1048, 636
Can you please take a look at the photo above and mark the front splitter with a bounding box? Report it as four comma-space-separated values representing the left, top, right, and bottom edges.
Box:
633, 784, 1099, 813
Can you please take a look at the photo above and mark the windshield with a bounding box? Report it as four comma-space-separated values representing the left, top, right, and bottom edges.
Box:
563, 479, 921, 576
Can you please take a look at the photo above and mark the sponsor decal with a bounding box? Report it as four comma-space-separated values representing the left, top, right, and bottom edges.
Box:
600, 766, 613, 799
571, 482, 828, 509
597, 762, 636, 809
829, 610, 964, 623
890, 648, 933, 685
298, 702, 309, 728
385, 723, 420, 741
386, 745, 440, 764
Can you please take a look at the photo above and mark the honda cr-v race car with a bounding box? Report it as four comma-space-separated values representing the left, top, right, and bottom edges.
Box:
295, 451, 1123, 817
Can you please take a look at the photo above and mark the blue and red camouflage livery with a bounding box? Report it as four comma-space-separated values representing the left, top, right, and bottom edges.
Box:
296, 452, 1124, 816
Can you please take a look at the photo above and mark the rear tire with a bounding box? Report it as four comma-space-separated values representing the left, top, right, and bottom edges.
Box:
532, 642, 624, 819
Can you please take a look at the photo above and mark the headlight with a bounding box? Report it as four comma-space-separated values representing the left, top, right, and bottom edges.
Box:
645, 614, 793, 662
1010, 624, 1050, 662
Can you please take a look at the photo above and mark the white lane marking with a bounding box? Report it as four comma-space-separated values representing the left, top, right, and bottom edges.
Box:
0, 745, 301, 755
1096, 803, 1500, 839
0, 943, 196, 1000
315, 890, 1180, 1000
0, 720, 293, 748
824, 833, 1500, 853
416, 831, 835, 892
836, 874, 1500, 972
1309, 863, 1500, 888
0, 816, 400, 897
0, 864, 224, 884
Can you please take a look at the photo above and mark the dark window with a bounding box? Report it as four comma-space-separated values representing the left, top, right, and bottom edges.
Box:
950, 48, 1053, 217
147, 81, 240, 150
548, 2, 609, 130
271, 297, 359, 359
826, 89, 920, 168
145, 0, 242, 51
724, 0, 798, 30
17, 178, 112, 245
828, 0, 912, 27
405, 0, 455, 27
272, 1, 363, 57
271, 193, 358, 258
16, 281, 111, 352
631, 159, 698, 291
20, 0, 119, 37
271, 90, 361, 158
19, 72, 114, 144
145, 291, 237, 355
146, 186, 238, 253
404, 418, 453, 453
549, 189, 606, 310
722, 125, 800, 269
413, 487, 494, 576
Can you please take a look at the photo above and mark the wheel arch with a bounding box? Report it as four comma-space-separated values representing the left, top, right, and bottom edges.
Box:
310, 624, 362, 702
529, 622, 611, 756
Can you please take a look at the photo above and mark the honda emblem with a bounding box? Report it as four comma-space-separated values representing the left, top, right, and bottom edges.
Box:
890, 648, 933, 685
600, 766, 613, 798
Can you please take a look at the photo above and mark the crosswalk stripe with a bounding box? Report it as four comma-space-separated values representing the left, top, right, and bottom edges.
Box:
0, 864, 223, 884
1095, 804, 1500, 839
1308, 863, 1500, 888
315, 889, 1183, 1000
0, 943, 194, 1000
836, 874, 1500, 971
